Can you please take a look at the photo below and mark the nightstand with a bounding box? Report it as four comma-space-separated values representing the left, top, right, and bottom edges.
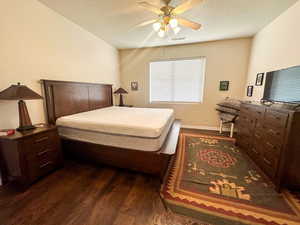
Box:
0, 125, 63, 190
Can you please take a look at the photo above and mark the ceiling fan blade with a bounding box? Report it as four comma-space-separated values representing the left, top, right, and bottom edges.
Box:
173, 0, 204, 15
136, 19, 157, 27
178, 17, 201, 30
137, 1, 163, 14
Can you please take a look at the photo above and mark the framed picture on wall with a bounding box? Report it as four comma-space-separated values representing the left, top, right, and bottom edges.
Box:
247, 85, 254, 97
255, 73, 264, 86
131, 81, 138, 91
219, 81, 229, 91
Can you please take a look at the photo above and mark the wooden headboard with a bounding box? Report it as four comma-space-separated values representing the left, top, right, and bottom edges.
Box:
41, 80, 113, 124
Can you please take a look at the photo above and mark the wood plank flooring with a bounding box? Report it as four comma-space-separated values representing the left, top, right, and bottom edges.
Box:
0, 161, 207, 225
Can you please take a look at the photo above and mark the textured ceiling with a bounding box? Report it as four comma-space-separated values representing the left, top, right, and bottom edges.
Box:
38, 0, 298, 49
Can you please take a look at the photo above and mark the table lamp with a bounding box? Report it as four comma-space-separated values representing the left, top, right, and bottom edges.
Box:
114, 88, 128, 106
0, 83, 43, 131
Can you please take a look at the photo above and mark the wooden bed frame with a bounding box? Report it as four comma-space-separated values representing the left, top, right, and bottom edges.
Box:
41, 80, 181, 179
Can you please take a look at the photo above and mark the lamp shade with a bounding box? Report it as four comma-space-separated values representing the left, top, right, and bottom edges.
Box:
114, 88, 128, 94
0, 83, 43, 100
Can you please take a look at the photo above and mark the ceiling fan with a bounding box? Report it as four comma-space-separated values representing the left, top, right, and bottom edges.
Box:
137, 0, 203, 38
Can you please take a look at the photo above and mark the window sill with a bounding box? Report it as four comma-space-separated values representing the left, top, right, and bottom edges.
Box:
149, 101, 202, 105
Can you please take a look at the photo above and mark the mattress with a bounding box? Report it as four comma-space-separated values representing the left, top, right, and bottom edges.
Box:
56, 106, 175, 152
56, 106, 174, 138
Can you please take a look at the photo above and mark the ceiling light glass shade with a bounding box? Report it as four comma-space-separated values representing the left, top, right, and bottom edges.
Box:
173, 26, 181, 34
169, 18, 178, 28
153, 22, 161, 32
158, 29, 165, 38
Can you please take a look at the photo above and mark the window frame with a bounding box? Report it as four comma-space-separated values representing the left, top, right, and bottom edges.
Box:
148, 57, 206, 104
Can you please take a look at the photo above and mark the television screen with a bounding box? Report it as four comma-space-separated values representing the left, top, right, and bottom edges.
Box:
263, 65, 300, 103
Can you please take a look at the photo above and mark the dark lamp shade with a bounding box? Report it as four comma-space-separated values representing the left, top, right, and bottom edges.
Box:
0, 83, 43, 100
114, 88, 128, 94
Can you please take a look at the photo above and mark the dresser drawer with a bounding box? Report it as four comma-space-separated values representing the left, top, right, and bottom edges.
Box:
241, 104, 265, 119
248, 145, 261, 159
236, 134, 252, 152
265, 109, 288, 129
249, 134, 263, 158
239, 113, 255, 125
263, 140, 282, 156
237, 117, 255, 135
260, 152, 279, 179
263, 124, 285, 145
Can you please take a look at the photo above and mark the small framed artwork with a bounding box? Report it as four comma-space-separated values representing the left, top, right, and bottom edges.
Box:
219, 81, 229, 91
131, 81, 138, 91
255, 73, 264, 86
247, 85, 254, 97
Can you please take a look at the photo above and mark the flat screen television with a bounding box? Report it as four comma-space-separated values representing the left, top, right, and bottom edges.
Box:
263, 65, 300, 103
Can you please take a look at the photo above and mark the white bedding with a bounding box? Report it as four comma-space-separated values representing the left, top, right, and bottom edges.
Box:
56, 106, 175, 138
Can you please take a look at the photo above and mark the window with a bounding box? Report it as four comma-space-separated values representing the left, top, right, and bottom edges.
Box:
149, 58, 206, 103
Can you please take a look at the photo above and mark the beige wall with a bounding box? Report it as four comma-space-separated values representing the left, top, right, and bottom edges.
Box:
246, 0, 300, 100
120, 38, 252, 128
0, 0, 120, 129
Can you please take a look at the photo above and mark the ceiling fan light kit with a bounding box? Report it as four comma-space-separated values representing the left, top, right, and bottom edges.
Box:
169, 18, 178, 28
153, 21, 161, 31
138, 0, 203, 38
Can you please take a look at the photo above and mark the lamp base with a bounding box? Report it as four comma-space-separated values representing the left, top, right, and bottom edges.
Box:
17, 125, 36, 132
119, 94, 124, 107
18, 100, 34, 131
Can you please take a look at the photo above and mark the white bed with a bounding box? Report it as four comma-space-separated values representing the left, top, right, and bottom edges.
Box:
56, 106, 175, 152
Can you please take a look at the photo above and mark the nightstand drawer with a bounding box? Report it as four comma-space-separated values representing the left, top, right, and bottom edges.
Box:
23, 130, 59, 155
38, 148, 60, 165
26, 150, 61, 182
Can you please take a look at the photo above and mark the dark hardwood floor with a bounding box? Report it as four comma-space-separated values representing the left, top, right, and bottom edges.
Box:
0, 160, 206, 225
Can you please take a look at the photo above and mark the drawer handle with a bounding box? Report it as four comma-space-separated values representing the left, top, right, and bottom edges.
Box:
269, 129, 280, 136
263, 157, 271, 166
254, 133, 261, 139
35, 136, 49, 143
37, 149, 53, 156
40, 161, 53, 168
266, 142, 276, 150
267, 141, 275, 148
251, 148, 259, 154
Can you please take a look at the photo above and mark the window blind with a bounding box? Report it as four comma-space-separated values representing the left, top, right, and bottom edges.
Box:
149, 58, 206, 103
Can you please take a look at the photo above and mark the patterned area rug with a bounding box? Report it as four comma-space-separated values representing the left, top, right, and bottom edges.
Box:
161, 132, 300, 225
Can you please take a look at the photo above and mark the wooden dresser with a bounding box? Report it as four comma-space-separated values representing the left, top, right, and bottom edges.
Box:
0, 125, 63, 190
236, 102, 300, 190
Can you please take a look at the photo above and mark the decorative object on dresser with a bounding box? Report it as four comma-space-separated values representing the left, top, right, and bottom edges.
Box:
216, 98, 241, 138
236, 102, 300, 191
246, 85, 253, 97
0, 83, 43, 131
0, 129, 15, 136
0, 125, 63, 190
255, 73, 264, 86
114, 87, 128, 106
219, 81, 229, 91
